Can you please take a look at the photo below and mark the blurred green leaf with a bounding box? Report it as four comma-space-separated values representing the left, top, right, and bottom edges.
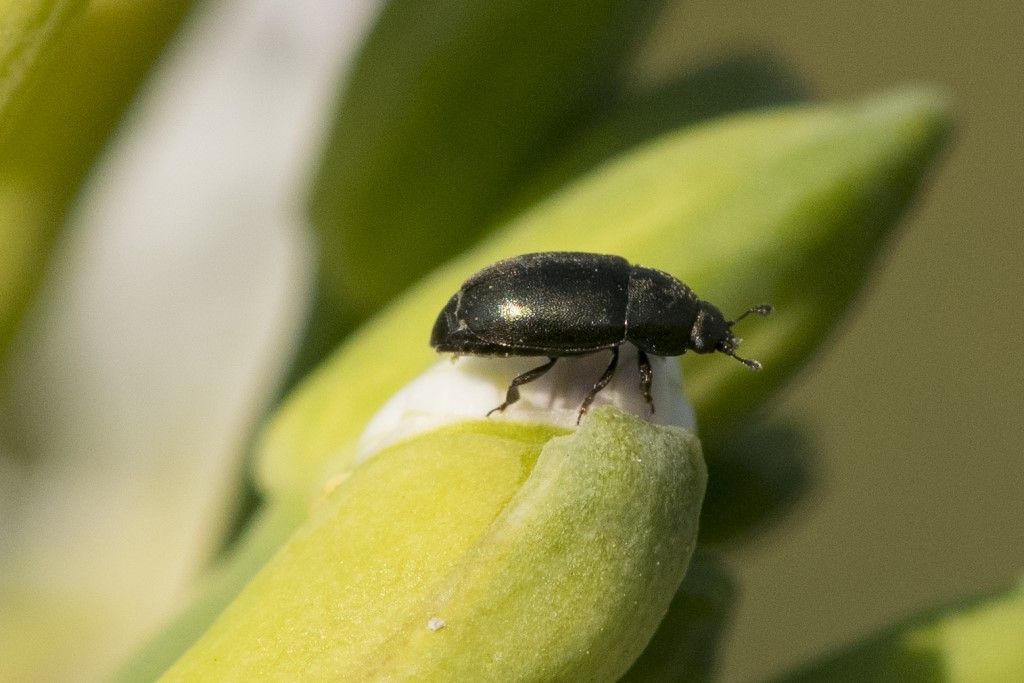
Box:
776, 579, 1024, 682
509, 52, 808, 215
622, 550, 736, 682
0, 0, 84, 129
264, 88, 950, 503
0, 0, 85, 360
164, 410, 705, 680
699, 419, 815, 544
0, 0, 196, 365
307, 0, 663, 325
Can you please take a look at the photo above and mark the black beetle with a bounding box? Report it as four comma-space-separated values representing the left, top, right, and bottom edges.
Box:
431, 252, 771, 422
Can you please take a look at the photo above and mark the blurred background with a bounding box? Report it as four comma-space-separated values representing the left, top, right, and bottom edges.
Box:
0, 1, 1021, 681
648, 3, 1024, 680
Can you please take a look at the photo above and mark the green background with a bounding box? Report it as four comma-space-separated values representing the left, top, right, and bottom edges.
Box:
639, 2, 1022, 680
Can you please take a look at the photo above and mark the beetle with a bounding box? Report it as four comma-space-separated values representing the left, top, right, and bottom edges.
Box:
430, 252, 772, 422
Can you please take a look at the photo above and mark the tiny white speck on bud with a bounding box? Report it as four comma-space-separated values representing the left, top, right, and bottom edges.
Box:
427, 617, 446, 631
355, 344, 695, 463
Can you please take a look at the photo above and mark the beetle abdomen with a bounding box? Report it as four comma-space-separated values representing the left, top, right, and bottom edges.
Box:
432, 252, 629, 354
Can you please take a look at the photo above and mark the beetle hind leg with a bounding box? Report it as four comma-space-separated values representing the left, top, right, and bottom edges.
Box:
487, 357, 558, 417
577, 347, 620, 424
637, 348, 655, 415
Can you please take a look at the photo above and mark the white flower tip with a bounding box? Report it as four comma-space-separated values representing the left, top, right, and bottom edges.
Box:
355, 345, 695, 463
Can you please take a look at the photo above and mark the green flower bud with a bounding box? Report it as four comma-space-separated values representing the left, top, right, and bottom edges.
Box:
164, 408, 706, 681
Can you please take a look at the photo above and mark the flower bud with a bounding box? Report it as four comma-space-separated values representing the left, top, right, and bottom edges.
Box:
164, 403, 705, 680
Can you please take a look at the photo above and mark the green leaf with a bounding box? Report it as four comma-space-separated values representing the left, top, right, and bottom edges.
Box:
0, 0, 196, 364
262, 88, 951, 503
308, 0, 663, 319
776, 580, 1024, 682
163, 409, 705, 681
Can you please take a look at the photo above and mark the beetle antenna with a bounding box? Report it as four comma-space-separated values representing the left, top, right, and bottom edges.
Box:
733, 303, 774, 324
719, 333, 763, 370
727, 350, 763, 370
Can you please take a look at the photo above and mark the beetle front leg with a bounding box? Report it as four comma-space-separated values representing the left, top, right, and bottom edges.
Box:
487, 357, 559, 417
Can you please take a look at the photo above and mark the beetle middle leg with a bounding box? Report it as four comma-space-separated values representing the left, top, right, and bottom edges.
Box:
637, 348, 655, 415
577, 347, 619, 424
487, 357, 558, 417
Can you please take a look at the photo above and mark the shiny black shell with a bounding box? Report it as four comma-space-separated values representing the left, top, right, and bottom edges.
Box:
430, 252, 709, 357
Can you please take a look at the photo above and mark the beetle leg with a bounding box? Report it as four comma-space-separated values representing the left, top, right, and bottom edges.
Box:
637, 349, 655, 415
577, 347, 619, 424
487, 357, 558, 417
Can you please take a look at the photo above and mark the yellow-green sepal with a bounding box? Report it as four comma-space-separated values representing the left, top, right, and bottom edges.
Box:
163, 408, 705, 681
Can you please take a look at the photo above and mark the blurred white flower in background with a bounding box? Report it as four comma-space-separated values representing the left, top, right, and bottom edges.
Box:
0, 0, 380, 680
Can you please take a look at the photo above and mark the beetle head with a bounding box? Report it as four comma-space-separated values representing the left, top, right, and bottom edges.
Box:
691, 302, 772, 370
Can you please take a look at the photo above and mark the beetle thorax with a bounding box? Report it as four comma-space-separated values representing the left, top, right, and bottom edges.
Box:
623, 266, 699, 356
